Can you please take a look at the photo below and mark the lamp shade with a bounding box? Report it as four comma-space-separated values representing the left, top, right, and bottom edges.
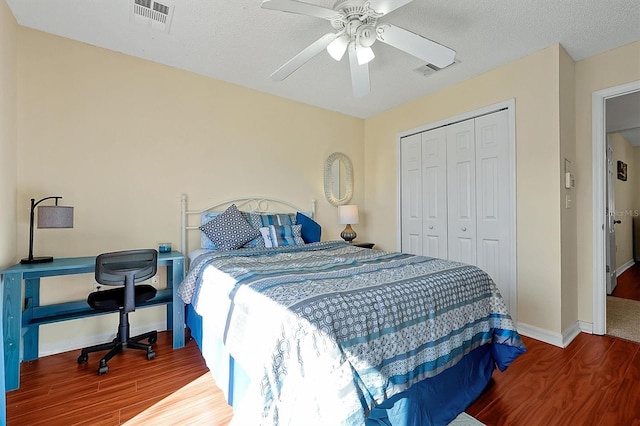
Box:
338, 205, 359, 225
38, 206, 74, 228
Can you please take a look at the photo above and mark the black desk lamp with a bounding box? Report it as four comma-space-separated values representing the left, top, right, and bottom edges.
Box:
21, 196, 74, 264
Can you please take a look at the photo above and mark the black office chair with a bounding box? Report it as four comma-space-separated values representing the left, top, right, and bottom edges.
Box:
77, 249, 159, 375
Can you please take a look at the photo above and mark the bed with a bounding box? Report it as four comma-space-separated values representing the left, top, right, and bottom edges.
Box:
176, 195, 526, 426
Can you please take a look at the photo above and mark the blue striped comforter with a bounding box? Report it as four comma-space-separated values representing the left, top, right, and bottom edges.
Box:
178, 241, 525, 425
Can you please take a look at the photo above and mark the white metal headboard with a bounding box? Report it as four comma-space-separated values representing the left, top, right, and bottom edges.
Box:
180, 194, 316, 260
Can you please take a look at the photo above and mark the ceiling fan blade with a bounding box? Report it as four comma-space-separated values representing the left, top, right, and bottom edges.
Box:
348, 43, 370, 97
368, 0, 414, 16
261, 0, 340, 20
270, 33, 338, 81
376, 23, 455, 68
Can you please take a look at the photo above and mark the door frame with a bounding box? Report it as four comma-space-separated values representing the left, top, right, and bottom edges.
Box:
395, 99, 517, 320
592, 80, 640, 335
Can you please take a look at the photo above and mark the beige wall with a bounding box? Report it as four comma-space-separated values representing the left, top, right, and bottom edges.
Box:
0, 0, 17, 270
575, 41, 640, 324
559, 45, 578, 333
611, 133, 636, 269
16, 28, 364, 350
365, 45, 564, 333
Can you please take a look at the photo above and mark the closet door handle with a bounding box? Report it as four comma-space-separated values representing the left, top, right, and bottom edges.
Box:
428, 225, 434, 230
461, 227, 467, 232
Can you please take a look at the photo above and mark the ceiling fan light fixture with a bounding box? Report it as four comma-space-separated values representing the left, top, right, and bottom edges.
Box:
327, 35, 350, 61
356, 45, 375, 65
356, 24, 377, 47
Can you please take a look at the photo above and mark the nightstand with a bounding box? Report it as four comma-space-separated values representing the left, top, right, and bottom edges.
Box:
352, 242, 375, 249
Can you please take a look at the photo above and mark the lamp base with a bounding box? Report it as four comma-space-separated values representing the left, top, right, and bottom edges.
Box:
340, 224, 357, 243
21, 256, 54, 264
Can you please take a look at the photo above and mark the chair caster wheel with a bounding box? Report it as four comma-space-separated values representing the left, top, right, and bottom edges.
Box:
146, 350, 156, 361
98, 365, 109, 375
77, 354, 88, 364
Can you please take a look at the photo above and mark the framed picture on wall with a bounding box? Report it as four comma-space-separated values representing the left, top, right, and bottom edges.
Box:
617, 160, 627, 181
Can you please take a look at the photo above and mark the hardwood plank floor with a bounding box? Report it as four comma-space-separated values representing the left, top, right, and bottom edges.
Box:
614, 262, 640, 301
7, 331, 640, 425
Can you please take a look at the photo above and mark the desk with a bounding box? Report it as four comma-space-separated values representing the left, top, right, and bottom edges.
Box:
1, 251, 185, 392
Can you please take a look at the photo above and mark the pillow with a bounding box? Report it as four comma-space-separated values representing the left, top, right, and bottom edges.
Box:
200, 212, 221, 249
258, 213, 296, 227
268, 224, 305, 247
199, 204, 261, 251
242, 212, 266, 249
201, 210, 265, 249
296, 212, 321, 243
259, 227, 274, 248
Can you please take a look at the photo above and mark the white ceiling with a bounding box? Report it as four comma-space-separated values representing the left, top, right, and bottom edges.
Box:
5, 0, 640, 119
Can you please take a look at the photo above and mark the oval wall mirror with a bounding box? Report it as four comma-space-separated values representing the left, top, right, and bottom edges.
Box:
324, 152, 353, 207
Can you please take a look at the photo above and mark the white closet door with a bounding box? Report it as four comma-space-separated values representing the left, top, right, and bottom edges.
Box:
421, 128, 448, 258
475, 110, 511, 303
401, 133, 423, 255
447, 120, 477, 265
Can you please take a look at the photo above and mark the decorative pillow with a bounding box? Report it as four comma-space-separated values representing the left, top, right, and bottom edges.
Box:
258, 213, 296, 227
199, 204, 261, 251
259, 227, 274, 248
268, 224, 305, 247
200, 212, 221, 249
201, 210, 265, 249
242, 212, 266, 249
296, 212, 321, 243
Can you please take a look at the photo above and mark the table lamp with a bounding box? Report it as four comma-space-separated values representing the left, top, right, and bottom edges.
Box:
338, 204, 359, 243
21, 196, 74, 264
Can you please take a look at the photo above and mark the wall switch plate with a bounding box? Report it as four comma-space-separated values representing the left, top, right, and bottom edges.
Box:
565, 172, 575, 189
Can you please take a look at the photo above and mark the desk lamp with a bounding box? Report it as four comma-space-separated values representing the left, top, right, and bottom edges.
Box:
338, 204, 359, 243
21, 196, 74, 264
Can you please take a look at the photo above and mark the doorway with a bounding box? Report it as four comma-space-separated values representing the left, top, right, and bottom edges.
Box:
593, 81, 640, 335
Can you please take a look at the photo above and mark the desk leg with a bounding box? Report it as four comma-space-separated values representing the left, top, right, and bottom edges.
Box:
171, 258, 185, 349
3, 273, 22, 391
23, 278, 40, 361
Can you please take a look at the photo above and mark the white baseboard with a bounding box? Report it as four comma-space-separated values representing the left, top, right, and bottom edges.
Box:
38, 322, 167, 357
579, 320, 594, 334
516, 321, 581, 348
617, 259, 635, 276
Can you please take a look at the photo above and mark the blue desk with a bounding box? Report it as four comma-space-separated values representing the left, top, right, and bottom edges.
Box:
1, 251, 185, 392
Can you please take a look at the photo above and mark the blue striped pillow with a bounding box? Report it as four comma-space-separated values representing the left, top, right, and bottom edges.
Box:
258, 213, 296, 227
268, 224, 305, 247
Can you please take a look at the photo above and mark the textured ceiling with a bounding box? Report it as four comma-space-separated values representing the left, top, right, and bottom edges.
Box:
5, 0, 640, 119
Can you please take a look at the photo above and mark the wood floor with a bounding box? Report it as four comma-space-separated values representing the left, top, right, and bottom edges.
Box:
6, 330, 640, 425
613, 262, 640, 301
5, 331, 232, 426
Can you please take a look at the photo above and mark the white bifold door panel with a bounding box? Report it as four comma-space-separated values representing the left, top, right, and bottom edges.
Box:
401, 133, 423, 256
475, 112, 511, 296
400, 109, 513, 311
421, 127, 448, 259
446, 119, 476, 265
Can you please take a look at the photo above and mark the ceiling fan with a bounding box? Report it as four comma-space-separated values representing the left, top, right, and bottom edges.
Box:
261, 0, 456, 97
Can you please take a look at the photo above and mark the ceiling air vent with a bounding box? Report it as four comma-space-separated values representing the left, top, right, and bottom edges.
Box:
130, 0, 174, 34
414, 59, 460, 77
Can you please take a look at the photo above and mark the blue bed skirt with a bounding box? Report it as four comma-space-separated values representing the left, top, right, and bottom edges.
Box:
186, 303, 500, 426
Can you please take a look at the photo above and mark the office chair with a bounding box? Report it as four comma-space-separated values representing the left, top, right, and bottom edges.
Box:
77, 249, 159, 375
